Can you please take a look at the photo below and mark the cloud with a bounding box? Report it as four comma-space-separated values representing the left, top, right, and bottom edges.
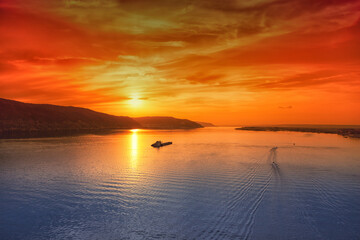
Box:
254, 70, 359, 90
0, 0, 359, 123
0, 6, 136, 61
185, 73, 225, 84
279, 105, 292, 109
0, 61, 17, 73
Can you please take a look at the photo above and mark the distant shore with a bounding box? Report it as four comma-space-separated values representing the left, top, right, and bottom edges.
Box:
0, 98, 205, 139
235, 126, 360, 138
0, 129, 124, 139
0, 127, 203, 139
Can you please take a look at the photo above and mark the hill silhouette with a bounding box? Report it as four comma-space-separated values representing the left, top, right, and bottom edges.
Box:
196, 121, 215, 127
0, 98, 141, 138
135, 117, 203, 129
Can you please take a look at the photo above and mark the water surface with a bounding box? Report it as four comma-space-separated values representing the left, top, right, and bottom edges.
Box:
1, 128, 359, 239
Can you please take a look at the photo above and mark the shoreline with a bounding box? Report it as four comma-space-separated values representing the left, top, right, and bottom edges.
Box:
0, 127, 202, 139
235, 126, 360, 138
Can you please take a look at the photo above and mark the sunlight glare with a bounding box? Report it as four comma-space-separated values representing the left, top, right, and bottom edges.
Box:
128, 96, 143, 108
130, 129, 138, 170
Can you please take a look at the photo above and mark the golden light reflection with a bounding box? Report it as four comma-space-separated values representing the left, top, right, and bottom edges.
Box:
129, 129, 139, 170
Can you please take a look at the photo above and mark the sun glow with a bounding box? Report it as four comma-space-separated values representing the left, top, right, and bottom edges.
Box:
128, 96, 143, 108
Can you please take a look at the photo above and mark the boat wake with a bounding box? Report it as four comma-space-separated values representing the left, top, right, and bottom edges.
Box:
269, 147, 282, 180
195, 147, 285, 240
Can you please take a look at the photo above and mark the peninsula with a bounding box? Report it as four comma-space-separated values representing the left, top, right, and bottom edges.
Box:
135, 117, 203, 129
196, 121, 216, 127
0, 98, 204, 138
236, 125, 360, 138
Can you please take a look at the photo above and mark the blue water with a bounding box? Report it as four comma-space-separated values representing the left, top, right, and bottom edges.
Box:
0, 128, 359, 239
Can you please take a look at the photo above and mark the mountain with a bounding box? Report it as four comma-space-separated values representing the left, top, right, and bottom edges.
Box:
135, 117, 203, 129
0, 98, 141, 138
196, 121, 215, 127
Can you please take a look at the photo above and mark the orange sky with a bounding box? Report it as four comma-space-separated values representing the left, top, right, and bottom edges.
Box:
1, 0, 359, 125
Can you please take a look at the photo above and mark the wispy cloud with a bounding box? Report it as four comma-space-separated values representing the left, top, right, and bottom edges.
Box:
0, 0, 359, 124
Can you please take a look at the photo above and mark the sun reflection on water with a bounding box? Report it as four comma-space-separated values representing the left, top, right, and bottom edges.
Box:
129, 129, 139, 170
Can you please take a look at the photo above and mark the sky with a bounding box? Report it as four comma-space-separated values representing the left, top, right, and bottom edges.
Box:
0, 0, 359, 125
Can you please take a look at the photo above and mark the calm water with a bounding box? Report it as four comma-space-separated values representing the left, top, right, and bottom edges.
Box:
1, 128, 360, 240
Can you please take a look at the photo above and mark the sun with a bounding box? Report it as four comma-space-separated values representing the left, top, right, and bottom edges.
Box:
128, 96, 143, 108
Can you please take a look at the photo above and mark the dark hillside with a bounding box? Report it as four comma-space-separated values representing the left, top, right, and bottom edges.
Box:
135, 117, 203, 129
0, 98, 141, 138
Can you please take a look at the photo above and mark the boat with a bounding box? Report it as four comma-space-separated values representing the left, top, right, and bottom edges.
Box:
151, 141, 172, 148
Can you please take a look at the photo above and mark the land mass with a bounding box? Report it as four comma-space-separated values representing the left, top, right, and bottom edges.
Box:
196, 121, 216, 127
0, 98, 205, 138
135, 117, 203, 129
236, 125, 360, 138
0, 98, 141, 138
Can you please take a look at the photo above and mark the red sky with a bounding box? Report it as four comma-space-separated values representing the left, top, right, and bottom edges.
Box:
1, 0, 359, 125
